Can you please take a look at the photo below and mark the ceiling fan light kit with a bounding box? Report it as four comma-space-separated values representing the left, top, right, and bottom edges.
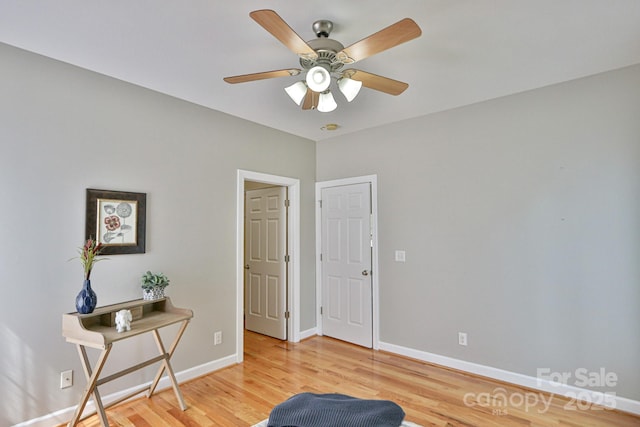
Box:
337, 77, 363, 102
306, 66, 332, 92
224, 9, 422, 113
317, 91, 338, 113
285, 81, 308, 105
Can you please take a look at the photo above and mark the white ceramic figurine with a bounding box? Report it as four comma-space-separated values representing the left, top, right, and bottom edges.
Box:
115, 309, 132, 333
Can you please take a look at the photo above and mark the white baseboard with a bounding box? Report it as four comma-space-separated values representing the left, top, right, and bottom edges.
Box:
14, 354, 238, 427
378, 340, 640, 416
299, 327, 317, 341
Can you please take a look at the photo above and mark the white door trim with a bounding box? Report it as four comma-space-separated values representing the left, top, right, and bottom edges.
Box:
315, 175, 379, 350
237, 170, 301, 363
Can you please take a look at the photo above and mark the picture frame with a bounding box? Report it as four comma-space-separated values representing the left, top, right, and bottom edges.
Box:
85, 189, 146, 255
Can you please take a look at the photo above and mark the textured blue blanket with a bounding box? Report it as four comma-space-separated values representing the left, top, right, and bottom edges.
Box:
267, 393, 405, 427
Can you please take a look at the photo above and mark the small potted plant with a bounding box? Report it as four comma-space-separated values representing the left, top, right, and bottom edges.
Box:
141, 271, 170, 301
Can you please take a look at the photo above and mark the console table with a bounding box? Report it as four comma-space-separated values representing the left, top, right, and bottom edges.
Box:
62, 297, 193, 426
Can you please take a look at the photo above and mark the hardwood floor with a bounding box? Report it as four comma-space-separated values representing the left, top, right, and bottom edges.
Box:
65, 331, 639, 426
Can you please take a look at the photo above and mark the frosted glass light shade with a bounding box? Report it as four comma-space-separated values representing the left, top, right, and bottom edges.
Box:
306, 66, 331, 92
338, 77, 362, 102
285, 81, 307, 105
317, 91, 337, 112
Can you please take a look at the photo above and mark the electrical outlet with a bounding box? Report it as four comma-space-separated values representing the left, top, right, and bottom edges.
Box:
60, 370, 73, 389
458, 332, 468, 346
214, 331, 222, 345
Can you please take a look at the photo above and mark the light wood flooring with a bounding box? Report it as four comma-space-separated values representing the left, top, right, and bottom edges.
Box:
64, 330, 639, 426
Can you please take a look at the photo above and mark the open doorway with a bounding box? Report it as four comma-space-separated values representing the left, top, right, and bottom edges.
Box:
236, 170, 301, 363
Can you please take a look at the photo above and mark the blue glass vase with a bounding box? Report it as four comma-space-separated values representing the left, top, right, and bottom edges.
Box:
75, 279, 97, 314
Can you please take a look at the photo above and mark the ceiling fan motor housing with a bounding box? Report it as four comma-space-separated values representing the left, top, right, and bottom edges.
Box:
301, 38, 345, 72
299, 20, 345, 73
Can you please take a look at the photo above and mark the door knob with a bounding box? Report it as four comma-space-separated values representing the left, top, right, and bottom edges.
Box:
362, 270, 369, 276
244, 264, 250, 270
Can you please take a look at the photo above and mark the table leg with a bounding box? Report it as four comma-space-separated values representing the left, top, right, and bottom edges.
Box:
68, 344, 112, 427
77, 345, 110, 426
147, 320, 189, 410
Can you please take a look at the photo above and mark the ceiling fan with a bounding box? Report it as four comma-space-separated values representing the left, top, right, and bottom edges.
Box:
223, 9, 422, 112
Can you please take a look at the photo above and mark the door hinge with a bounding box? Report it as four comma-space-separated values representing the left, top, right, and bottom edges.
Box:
320, 306, 323, 315
284, 254, 290, 263
320, 253, 322, 261
319, 200, 322, 208
370, 214, 374, 247
284, 311, 290, 319
284, 199, 290, 208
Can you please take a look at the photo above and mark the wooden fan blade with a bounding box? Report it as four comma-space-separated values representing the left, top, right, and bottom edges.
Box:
223, 69, 301, 84
343, 69, 409, 95
250, 10, 318, 60
336, 18, 421, 64
302, 89, 318, 110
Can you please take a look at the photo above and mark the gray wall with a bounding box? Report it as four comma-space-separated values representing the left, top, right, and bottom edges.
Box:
0, 42, 316, 425
317, 64, 640, 401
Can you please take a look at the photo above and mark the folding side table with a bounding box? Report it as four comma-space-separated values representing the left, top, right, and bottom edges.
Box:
62, 297, 193, 426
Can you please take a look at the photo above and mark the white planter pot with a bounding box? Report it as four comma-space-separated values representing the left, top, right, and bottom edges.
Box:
142, 287, 165, 301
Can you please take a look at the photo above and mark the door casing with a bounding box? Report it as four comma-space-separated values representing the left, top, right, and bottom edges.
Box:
236, 170, 300, 363
315, 175, 379, 350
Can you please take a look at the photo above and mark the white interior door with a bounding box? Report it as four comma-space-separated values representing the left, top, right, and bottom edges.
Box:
244, 186, 287, 340
321, 183, 372, 348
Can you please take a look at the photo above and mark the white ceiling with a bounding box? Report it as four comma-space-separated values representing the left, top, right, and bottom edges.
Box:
1, 1, 639, 142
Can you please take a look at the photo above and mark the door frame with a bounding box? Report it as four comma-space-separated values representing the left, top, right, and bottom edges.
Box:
236, 170, 301, 363
315, 175, 380, 349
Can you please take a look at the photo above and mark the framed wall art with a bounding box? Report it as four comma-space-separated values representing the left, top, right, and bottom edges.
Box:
85, 189, 146, 255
